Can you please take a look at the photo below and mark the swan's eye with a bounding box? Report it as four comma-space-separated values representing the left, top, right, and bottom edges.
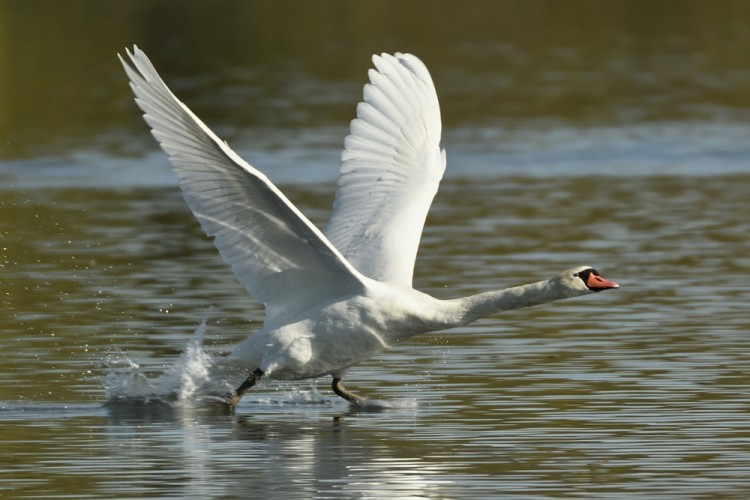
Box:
575, 268, 599, 283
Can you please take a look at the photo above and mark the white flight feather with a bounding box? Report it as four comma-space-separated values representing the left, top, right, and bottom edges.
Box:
119, 46, 366, 322
325, 52, 446, 287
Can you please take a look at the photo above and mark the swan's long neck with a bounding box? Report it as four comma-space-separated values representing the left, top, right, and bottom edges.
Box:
443, 277, 570, 327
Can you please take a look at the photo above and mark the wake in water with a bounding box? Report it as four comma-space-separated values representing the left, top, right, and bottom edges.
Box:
103, 321, 418, 411
104, 321, 236, 406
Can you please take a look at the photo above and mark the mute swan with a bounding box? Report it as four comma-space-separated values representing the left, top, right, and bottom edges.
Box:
119, 46, 618, 408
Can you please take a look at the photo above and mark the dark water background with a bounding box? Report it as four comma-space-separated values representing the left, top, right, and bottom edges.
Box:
2, 1, 750, 498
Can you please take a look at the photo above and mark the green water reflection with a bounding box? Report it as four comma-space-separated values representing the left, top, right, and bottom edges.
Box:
2, 173, 750, 496
2, 0, 750, 159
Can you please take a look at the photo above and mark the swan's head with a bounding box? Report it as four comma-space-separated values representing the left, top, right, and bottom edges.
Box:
558, 266, 619, 295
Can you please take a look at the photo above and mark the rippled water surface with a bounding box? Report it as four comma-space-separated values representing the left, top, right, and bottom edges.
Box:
3, 1, 750, 498
3, 174, 749, 498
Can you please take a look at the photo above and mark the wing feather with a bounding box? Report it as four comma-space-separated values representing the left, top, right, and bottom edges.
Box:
120, 46, 365, 321
325, 53, 446, 286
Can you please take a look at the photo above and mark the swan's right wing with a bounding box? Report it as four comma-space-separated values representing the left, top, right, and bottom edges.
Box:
120, 46, 365, 320
324, 53, 446, 287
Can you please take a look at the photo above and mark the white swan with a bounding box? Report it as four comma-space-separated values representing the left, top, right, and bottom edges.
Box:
119, 46, 618, 407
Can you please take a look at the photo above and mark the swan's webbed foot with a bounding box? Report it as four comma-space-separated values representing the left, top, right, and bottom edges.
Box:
332, 377, 367, 407
223, 368, 263, 407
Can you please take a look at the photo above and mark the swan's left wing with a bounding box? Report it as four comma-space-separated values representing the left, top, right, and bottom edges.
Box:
119, 46, 365, 321
324, 53, 446, 287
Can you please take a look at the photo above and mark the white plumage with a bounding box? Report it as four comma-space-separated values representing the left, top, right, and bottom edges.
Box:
120, 46, 618, 407
326, 53, 445, 287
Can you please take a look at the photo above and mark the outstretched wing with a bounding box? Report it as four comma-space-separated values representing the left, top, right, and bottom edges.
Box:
120, 46, 365, 321
324, 53, 446, 287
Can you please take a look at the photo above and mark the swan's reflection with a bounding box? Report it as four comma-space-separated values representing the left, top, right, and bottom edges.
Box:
104, 400, 451, 498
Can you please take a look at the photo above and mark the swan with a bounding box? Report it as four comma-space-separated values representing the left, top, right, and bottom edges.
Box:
119, 46, 619, 408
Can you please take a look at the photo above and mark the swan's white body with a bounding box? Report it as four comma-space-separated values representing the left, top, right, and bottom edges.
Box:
120, 47, 618, 404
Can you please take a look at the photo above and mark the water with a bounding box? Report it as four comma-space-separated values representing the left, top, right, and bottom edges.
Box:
2, 1, 750, 497
3, 175, 749, 498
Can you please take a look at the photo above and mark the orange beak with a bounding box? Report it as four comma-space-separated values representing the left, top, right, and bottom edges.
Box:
587, 273, 619, 291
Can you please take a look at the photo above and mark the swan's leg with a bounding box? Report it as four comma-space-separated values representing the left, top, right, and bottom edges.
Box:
332, 377, 366, 407
225, 368, 264, 407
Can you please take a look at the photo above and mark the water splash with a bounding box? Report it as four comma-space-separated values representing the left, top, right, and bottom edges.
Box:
353, 397, 419, 412
102, 322, 419, 411
104, 321, 232, 405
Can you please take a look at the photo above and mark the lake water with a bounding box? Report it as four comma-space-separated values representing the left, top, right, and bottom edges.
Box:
2, 2, 750, 498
